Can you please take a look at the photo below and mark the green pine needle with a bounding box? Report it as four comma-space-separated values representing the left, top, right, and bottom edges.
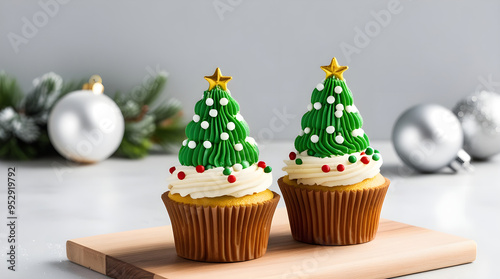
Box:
0, 72, 23, 110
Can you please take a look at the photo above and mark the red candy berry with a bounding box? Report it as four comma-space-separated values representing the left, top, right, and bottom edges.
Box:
361, 156, 370, 164
258, 161, 266, 169
289, 152, 297, 160
227, 175, 236, 183
360, 152, 365, 155
196, 165, 205, 173
337, 164, 345, 172
169, 166, 176, 174
177, 171, 186, 180
321, 165, 330, 172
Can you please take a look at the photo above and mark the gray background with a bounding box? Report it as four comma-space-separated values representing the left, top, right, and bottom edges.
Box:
1, 0, 499, 141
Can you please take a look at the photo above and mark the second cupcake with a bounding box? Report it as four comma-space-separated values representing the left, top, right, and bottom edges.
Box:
279, 58, 390, 245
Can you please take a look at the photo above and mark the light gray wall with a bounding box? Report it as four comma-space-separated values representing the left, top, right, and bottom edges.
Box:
2, 0, 500, 142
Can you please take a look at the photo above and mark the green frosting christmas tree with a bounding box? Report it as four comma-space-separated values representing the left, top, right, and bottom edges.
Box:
295, 58, 371, 157
178, 68, 259, 169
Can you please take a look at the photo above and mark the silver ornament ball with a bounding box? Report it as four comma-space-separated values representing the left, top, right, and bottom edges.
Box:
48, 90, 124, 163
453, 91, 500, 160
392, 104, 471, 173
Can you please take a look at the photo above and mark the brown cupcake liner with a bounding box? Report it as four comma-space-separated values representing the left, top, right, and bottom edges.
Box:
162, 191, 280, 262
278, 177, 390, 245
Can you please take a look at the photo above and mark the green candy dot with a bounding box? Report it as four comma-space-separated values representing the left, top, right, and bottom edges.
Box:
372, 154, 380, 161
206, 165, 214, 169
241, 161, 250, 168
295, 158, 303, 165
365, 147, 374, 155
374, 149, 380, 153
307, 149, 315, 156
223, 168, 232, 175
348, 155, 357, 163
264, 166, 272, 173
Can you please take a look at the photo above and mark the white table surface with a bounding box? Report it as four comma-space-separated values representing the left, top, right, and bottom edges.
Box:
0, 140, 498, 279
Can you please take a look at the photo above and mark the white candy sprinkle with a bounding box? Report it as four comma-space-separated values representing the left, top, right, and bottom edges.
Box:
182, 139, 187, 146
206, 98, 214, 106
245, 137, 257, 145
227, 122, 235, 130
307, 104, 313, 111
352, 128, 365, 137
335, 110, 343, 118
220, 98, 229, 106
316, 83, 324, 91
209, 109, 218, 117
304, 127, 311, 134
234, 143, 243, 151
334, 86, 343, 94
235, 113, 244, 121
233, 163, 243, 171
201, 121, 209, 129
346, 105, 358, 113
203, 141, 212, 148
314, 102, 322, 110
327, 96, 335, 104
188, 141, 197, 149
220, 132, 229, 140
300, 131, 305, 136
193, 114, 200, 122
311, 135, 319, 143
335, 104, 344, 111
326, 126, 335, 134
335, 135, 344, 144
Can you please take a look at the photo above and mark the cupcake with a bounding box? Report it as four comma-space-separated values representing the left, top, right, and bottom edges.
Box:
278, 58, 390, 245
162, 68, 279, 262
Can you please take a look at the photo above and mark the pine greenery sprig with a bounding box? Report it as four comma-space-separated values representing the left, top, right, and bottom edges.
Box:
0, 72, 84, 160
113, 71, 184, 159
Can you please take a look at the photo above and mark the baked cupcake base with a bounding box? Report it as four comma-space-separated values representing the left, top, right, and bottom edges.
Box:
278, 175, 389, 245
162, 191, 280, 262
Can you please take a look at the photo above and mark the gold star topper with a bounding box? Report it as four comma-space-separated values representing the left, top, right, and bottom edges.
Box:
321, 57, 348, 80
204, 68, 232, 91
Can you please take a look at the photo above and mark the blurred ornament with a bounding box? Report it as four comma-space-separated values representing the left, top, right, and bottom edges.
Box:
392, 104, 473, 173
48, 75, 124, 163
453, 91, 500, 160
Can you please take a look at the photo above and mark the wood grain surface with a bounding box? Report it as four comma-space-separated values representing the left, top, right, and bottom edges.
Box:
66, 208, 476, 279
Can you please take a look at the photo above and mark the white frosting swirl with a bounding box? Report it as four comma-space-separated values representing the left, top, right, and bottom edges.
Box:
283, 151, 382, 187
168, 163, 272, 199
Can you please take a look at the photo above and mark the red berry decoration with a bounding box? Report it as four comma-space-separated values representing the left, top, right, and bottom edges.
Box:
321, 165, 330, 172
258, 161, 266, 168
337, 164, 345, 172
360, 152, 365, 155
361, 156, 370, 164
227, 175, 236, 183
169, 166, 176, 174
289, 152, 297, 160
177, 171, 186, 180
196, 165, 205, 173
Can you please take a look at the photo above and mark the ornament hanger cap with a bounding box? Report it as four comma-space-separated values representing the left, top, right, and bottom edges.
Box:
449, 149, 474, 173
83, 74, 104, 94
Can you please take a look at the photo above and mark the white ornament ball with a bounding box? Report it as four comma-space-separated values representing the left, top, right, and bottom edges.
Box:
392, 104, 472, 172
453, 91, 500, 160
48, 90, 124, 163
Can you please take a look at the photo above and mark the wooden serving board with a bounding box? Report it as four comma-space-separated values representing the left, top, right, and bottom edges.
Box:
67, 208, 476, 279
